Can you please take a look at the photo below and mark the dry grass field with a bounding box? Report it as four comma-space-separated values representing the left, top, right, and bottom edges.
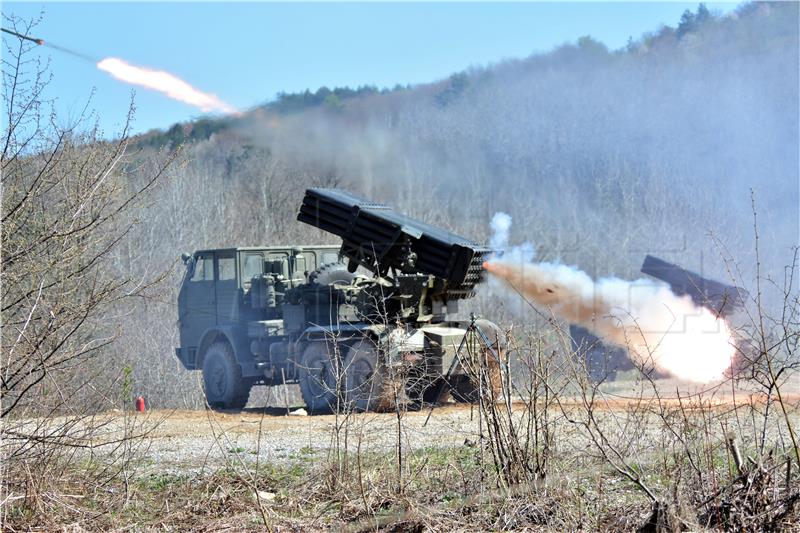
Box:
4, 374, 798, 532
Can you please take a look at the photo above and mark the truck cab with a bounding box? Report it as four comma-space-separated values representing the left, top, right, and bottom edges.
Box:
176, 246, 341, 407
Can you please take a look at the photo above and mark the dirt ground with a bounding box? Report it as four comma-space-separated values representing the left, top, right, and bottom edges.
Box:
5, 377, 798, 531
95, 401, 485, 474
82, 373, 800, 476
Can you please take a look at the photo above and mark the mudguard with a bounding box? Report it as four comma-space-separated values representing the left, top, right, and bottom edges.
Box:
299, 322, 384, 342
196, 325, 260, 378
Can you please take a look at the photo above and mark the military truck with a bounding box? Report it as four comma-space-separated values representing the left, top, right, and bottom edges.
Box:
175, 189, 499, 412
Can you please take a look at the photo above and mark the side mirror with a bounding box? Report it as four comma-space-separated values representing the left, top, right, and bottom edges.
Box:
181, 252, 192, 264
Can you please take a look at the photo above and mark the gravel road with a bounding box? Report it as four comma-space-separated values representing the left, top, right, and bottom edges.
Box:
92, 402, 485, 474
37, 376, 798, 476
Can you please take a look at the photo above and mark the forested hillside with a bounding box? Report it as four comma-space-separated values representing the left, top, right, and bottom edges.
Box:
138, 2, 796, 268
4, 2, 798, 410
122, 2, 800, 407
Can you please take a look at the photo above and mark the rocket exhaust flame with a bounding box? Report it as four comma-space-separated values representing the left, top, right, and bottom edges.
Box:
483, 260, 736, 383
96, 58, 237, 114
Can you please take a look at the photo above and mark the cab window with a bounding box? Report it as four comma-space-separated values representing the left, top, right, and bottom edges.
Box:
302, 252, 316, 273
190, 254, 214, 282
243, 253, 264, 280
218, 255, 236, 281
321, 251, 339, 265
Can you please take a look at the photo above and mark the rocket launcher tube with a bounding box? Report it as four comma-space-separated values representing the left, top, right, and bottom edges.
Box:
640, 255, 748, 317
297, 188, 491, 298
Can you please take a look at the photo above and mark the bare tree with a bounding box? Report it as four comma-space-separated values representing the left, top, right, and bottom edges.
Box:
1, 14, 174, 424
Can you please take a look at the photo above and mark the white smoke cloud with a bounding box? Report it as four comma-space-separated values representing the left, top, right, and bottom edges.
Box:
97, 57, 237, 114
489, 212, 535, 263
489, 212, 512, 250
486, 212, 536, 300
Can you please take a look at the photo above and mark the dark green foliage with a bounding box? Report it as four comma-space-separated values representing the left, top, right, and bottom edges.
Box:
136, 84, 401, 147
271, 84, 384, 113
324, 92, 343, 111
140, 116, 234, 148
677, 3, 713, 38
576, 35, 609, 55
435, 72, 469, 107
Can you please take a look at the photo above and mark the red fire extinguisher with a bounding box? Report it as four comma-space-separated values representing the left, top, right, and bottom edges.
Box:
135, 396, 145, 413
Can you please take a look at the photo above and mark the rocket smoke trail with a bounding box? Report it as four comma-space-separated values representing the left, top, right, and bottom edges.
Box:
96, 58, 237, 114
2, 28, 236, 115
45, 42, 98, 63
483, 215, 735, 383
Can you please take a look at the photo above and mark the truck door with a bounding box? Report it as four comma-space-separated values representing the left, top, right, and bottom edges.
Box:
215, 252, 239, 325
181, 252, 217, 356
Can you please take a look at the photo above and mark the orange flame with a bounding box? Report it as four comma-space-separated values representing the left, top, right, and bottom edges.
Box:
97, 57, 237, 114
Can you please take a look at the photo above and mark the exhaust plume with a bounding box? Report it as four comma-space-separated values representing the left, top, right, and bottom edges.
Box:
483, 260, 735, 382
488, 212, 535, 263
96, 57, 237, 114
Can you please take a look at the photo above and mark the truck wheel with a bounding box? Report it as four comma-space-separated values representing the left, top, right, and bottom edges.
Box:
344, 339, 393, 412
311, 263, 355, 286
298, 342, 339, 414
202, 342, 251, 410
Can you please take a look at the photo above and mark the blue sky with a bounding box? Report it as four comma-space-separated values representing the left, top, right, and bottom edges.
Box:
3, 2, 737, 135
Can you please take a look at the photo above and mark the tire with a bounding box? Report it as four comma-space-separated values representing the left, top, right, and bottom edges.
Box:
202, 342, 251, 410
344, 339, 395, 412
312, 263, 355, 286
298, 342, 339, 414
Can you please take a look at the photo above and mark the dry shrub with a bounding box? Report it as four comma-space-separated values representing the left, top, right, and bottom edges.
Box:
1, 15, 174, 527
